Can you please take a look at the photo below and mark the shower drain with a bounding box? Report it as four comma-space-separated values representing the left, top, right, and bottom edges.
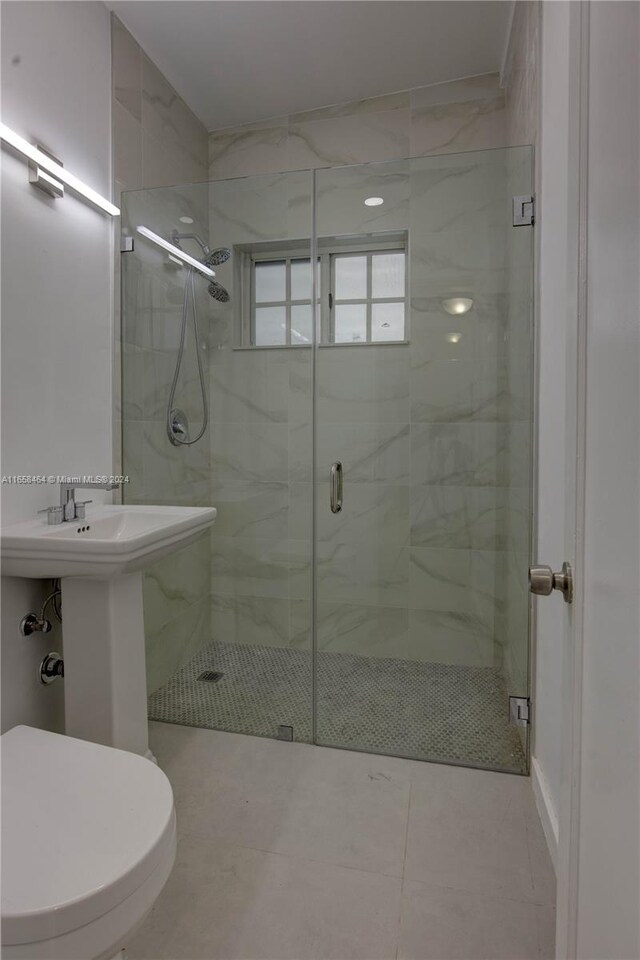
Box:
197, 670, 224, 683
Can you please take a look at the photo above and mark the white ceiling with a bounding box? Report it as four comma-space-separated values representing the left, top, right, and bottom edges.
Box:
108, 1, 513, 131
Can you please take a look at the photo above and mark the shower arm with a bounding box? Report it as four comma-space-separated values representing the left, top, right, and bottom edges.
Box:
170, 229, 210, 255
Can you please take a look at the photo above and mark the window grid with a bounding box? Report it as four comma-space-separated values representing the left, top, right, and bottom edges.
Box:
245, 238, 407, 348
329, 251, 406, 345
251, 258, 316, 346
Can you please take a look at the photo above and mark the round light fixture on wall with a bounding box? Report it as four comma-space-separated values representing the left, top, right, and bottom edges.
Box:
364, 197, 384, 207
442, 297, 473, 315
446, 332, 462, 344
179, 216, 194, 224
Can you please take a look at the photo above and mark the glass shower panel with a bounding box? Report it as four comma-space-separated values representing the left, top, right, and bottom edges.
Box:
121, 171, 315, 743
313, 148, 534, 773
121, 181, 214, 698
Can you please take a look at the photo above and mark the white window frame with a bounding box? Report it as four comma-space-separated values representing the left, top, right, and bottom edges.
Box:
234, 233, 408, 349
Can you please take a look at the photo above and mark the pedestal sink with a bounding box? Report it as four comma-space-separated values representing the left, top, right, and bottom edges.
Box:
1, 505, 217, 759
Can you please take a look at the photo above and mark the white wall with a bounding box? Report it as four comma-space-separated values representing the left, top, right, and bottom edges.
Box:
531, 0, 572, 860
1, 1, 114, 731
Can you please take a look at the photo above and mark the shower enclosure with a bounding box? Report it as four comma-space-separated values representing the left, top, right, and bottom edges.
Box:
121, 146, 533, 774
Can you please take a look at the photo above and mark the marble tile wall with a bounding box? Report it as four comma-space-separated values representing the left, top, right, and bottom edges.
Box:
503, 1, 541, 150
113, 15, 214, 693
311, 151, 520, 670
112, 15, 209, 192
208, 74, 506, 179
207, 172, 314, 658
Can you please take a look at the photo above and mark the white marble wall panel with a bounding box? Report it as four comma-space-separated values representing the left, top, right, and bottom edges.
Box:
211, 595, 292, 649
408, 149, 507, 234
409, 547, 496, 629
211, 422, 289, 484
209, 122, 290, 179
410, 486, 506, 551
209, 75, 507, 181
294, 90, 410, 125
112, 15, 141, 119
410, 229, 507, 299
317, 483, 410, 548
411, 422, 507, 488
146, 596, 210, 695
410, 74, 506, 157
410, 357, 506, 423
408, 609, 494, 667
503, 1, 540, 148
211, 537, 291, 600
121, 420, 144, 501
141, 420, 211, 506
313, 421, 411, 485
316, 602, 409, 659
141, 56, 209, 174
143, 533, 211, 637
210, 481, 289, 541
287, 110, 411, 170
114, 100, 143, 189
210, 350, 289, 424
315, 163, 410, 240
288, 482, 313, 541
316, 541, 409, 608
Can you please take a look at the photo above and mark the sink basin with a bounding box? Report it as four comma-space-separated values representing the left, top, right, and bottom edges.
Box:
1, 503, 217, 760
1, 504, 217, 578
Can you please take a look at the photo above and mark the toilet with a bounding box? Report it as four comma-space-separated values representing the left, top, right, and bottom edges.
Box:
1, 726, 176, 960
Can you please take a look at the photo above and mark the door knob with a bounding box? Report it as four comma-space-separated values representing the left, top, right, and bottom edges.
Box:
529, 562, 573, 604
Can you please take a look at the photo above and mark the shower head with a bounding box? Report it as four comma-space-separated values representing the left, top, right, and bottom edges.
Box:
171, 231, 229, 262
208, 279, 231, 303
203, 247, 231, 267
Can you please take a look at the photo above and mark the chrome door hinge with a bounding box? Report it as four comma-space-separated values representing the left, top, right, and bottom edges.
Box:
509, 696, 531, 726
512, 195, 535, 226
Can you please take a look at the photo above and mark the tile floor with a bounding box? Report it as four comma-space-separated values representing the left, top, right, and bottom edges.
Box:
128, 722, 556, 960
148, 641, 527, 772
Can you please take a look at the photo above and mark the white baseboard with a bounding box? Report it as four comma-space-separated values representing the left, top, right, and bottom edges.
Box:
531, 755, 559, 870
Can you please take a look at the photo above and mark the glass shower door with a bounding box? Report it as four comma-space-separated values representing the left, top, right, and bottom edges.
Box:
121, 171, 316, 744
313, 148, 534, 773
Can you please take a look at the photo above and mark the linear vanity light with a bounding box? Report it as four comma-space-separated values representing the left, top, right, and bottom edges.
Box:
0, 122, 120, 216
136, 226, 216, 279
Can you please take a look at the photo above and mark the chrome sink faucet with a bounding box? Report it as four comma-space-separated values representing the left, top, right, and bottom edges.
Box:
59, 481, 120, 522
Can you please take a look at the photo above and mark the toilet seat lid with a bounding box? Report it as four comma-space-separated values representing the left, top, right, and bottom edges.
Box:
1, 726, 176, 946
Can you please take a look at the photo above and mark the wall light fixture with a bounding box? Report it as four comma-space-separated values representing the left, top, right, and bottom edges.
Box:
442, 297, 474, 315
0, 122, 120, 216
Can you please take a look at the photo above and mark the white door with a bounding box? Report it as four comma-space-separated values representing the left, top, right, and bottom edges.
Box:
552, 3, 640, 958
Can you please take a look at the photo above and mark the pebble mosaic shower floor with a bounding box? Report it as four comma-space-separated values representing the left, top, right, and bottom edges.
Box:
148, 640, 527, 773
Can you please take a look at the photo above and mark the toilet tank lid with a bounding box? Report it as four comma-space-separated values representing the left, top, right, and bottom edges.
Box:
1, 725, 176, 946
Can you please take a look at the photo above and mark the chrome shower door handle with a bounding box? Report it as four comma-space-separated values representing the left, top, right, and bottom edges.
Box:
330, 461, 343, 514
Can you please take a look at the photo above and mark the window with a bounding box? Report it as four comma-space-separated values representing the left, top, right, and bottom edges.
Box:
331, 250, 406, 344
252, 258, 318, 346
236, 235, 407, 348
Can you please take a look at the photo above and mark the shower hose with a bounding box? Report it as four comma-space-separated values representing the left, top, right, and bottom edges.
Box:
166, 265, 209, 446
